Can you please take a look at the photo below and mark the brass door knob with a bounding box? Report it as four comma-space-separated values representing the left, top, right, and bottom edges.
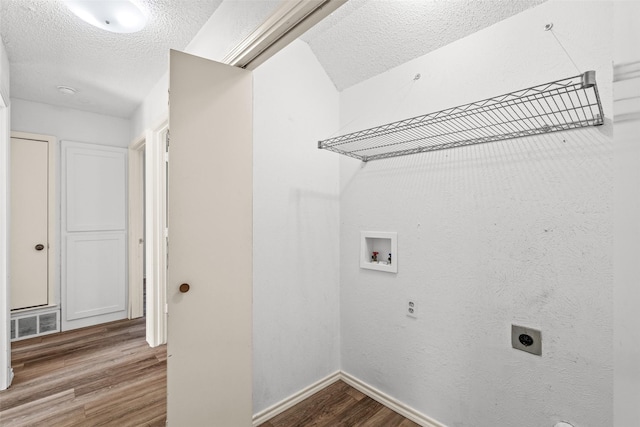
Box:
35, 244, 45, 251
179, 283, 190, 293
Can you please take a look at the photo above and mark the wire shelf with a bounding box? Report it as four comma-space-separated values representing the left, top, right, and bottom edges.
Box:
318, 71, 604, 162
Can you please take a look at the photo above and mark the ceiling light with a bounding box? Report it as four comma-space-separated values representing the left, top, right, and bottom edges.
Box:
64, 0, 147, 33
57, 85, 77, 95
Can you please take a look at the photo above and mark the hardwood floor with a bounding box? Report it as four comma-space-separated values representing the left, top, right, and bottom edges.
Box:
1, 318, 419, 426
0, 318, 166, 427
258, 380, 421, 427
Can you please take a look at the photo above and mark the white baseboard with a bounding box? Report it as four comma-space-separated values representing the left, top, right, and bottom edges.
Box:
252, 371, 341, 426
339, 371, 446, 427
252, 370, 446, 427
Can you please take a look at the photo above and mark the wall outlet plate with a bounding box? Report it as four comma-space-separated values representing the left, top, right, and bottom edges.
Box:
511, 324, 542, 356
406, 300, 417, 319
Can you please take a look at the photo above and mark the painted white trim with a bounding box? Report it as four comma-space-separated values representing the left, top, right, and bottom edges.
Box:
223, 0, 347, 70
128, 134, 145, 319
0, 93, 12, 390
10, 132, 57, 309
251, 371, 446, 427
9, 303, 58, 316
252, 371, 341, 426
145, 121, 168, 347
340, 371, 446, 427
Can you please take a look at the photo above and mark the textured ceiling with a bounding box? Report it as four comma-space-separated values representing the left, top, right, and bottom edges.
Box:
0, 0, 227, 118
0, 0, 548, 119
301, 0, 548, 91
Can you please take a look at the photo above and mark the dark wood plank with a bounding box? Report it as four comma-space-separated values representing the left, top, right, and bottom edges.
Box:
258, 380, 420, 427
359, 406, 420, 427
267, 380, 356, 427
333, 395, 384, 426
0, 318, 167, 426
2, 319, 420, 427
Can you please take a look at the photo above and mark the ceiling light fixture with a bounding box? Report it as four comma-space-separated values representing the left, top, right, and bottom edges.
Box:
64, 0, 147, 34
57, 85, 77, 95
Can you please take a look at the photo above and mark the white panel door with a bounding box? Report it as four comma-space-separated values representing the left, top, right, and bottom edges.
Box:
167, 50, 252, 425
61, 142, 127, 330
65, 233, 126, 320
10, 137, 48, 309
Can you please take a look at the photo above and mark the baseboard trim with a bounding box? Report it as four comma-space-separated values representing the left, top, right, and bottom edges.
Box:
252, 370, 446, 427
339, 371, 446, 427
252, 371, 341, 426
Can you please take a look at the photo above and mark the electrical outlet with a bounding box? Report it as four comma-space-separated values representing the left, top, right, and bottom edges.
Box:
406, 300, 417, 319
511, 324, 542, 356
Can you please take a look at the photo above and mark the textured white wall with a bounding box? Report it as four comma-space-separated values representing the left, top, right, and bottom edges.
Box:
129, 72, 168, 140
0, 36, 9, 101
613, 1, 640, 425
253, 39, 341, 414
11, 99, 130, 148
338, 2, 613, 426
129, 1, 280, 139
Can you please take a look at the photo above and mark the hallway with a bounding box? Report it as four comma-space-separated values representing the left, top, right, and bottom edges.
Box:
0, 318, 166, 426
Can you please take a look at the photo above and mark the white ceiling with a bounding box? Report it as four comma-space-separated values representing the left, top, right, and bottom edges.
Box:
301, 0, 547, 91
0, 0, 547, 119
0, 0, 230, 118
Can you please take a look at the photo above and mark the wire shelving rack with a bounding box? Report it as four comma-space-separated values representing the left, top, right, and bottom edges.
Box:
318, 71, 604, 162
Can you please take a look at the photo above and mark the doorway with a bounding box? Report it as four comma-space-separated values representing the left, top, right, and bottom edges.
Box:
129, 135, 145, 321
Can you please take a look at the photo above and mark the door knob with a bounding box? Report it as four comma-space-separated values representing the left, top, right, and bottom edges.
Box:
179, 283, 190, 293
35, 244, 45, 251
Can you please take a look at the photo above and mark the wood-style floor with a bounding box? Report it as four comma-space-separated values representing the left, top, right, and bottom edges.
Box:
1, 318, 420, 426
258, 380, 421, 427
0, 318, 166, 426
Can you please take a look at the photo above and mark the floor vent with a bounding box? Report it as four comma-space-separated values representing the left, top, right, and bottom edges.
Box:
10, 309, 60, 341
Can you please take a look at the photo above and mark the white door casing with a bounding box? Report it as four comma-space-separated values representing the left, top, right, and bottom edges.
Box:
61, 141, 128, 330
167, 50, 252, 425
144, 122, 168, 347
10, 136, 50, 309
0, 93, 11, 390
128, 134, 145, 320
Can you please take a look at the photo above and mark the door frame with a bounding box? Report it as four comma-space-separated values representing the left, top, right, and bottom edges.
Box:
129, 120, 168, 347
146, 121, 168, 347
9, 132, 56, 311
128, 134, 145, 319
0, 92, 11, 390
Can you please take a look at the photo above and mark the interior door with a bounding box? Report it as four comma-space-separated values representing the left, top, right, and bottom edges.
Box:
10, 137, 48, 310
61, 141, 128, 330
167, 50, 252, 425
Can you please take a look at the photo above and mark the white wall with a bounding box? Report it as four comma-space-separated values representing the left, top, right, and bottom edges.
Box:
338, 2, 613, 426
129, 0, 280, 138
129, 72, 168, 140
252, 39, 341, 414
613, 1, 640, 425
10, 99, 131, 310
0, 35, 9, 100
11, 98, 130, 147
